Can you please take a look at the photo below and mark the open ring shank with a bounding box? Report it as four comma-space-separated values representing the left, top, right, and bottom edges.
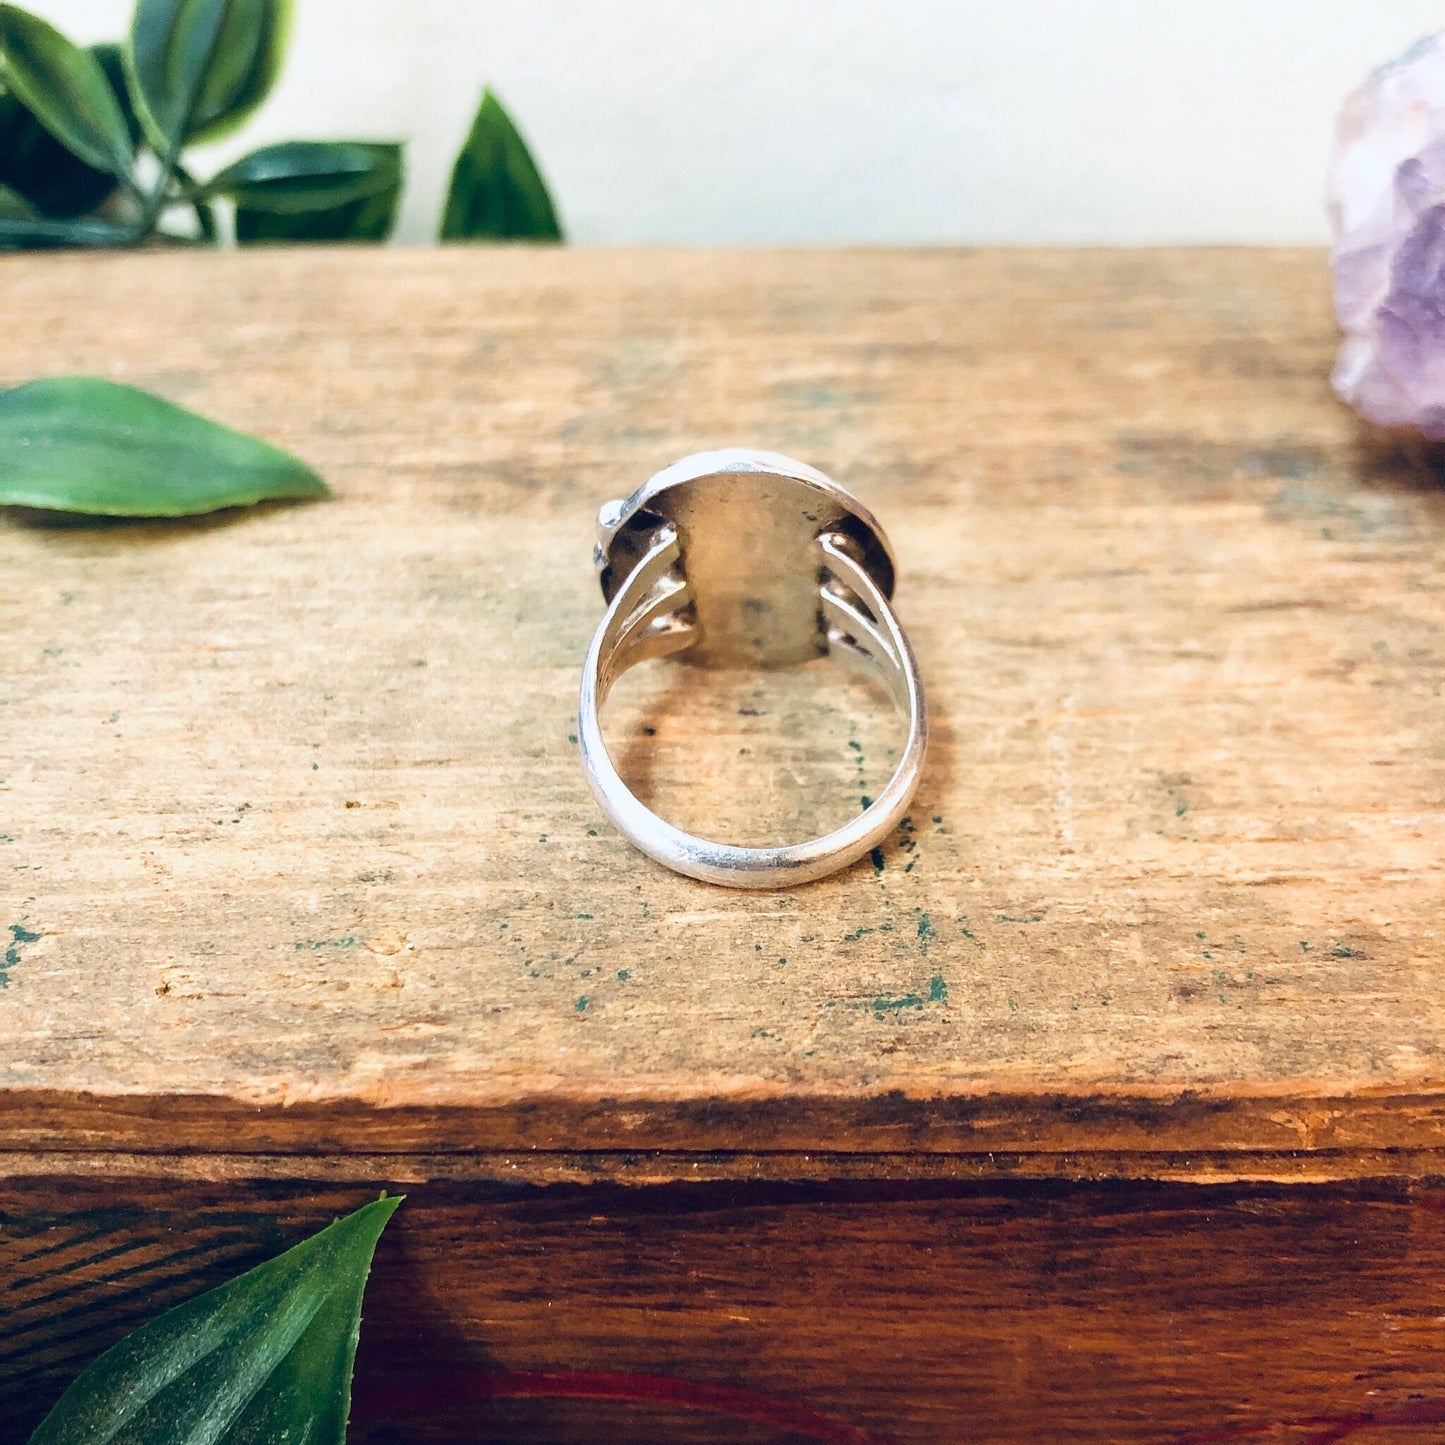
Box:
578, 530, 927, 888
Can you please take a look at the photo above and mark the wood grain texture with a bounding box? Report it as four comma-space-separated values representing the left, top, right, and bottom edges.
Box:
7, 1175, 1445, 1445
0, 247, 1442, 1173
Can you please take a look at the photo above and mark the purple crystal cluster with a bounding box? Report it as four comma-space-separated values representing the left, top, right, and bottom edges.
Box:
1329, 33, 1445, 439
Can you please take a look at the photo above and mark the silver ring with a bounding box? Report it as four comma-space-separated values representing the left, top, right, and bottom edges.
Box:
578, 449, 927, 888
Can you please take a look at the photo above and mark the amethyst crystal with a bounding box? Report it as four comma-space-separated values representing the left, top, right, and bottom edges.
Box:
1328, 33, 1445, 439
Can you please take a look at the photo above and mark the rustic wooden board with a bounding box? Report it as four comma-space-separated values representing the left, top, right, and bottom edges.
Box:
1, 247, 1442, 1174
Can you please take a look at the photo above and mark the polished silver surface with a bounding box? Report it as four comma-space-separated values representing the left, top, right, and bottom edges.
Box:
579, 449, 926, 888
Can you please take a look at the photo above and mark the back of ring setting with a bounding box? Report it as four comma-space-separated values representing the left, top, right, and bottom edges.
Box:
577, 449, 927, 888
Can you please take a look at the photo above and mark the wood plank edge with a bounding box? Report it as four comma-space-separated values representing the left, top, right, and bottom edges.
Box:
5, 1086, 1445, 1174
2, 1146, 1445, 1186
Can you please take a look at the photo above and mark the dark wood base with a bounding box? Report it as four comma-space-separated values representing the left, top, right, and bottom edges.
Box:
5, 1174, 1445, 1444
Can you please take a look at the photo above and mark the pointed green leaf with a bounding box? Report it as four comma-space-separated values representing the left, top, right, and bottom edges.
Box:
0, 377, 329, 515
127, 0, 229, 150
27, 1196, 398, 1445
0, 6, 133, 180
128, 0, 288, 150
225, 142, 403, 244
183, 0, 287, 144
207, 139, 401, 213
441, 87, 562, 242
0, 44, 139, 219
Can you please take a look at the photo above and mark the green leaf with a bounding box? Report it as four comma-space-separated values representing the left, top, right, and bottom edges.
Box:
0, 213, 133, 248
440, 87, 562, 242
0, 43, 139, 219
0, 6, 134, 180
208, 139, 401, 213
128, 0, 289, 151
236, 183, 400, 244
224, 142, 403, 244
0, 376, 329, 515
27, 1196, 398, 1445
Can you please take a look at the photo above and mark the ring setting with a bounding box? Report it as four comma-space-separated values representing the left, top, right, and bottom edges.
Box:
578, 449, 927, 888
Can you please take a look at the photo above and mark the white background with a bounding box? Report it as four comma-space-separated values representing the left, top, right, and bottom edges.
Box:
35, 0, 1445, 245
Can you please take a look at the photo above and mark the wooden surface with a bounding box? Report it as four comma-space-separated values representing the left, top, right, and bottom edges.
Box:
1, 246, 1443, 1178
7, 1176, 1445, 1445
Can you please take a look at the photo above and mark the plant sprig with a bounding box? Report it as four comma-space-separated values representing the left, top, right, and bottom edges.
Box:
0, 0, 562, 248
0, 375, 330, 516
27, 1197, 400, 1445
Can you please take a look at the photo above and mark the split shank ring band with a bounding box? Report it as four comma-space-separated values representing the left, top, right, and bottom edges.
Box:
578, 449, 927, 888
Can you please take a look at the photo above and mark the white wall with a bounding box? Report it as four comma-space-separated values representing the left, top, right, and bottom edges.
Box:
35, 0, 1445, 244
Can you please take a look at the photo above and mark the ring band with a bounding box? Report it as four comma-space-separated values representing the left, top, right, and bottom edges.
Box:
578, 449, 927, 888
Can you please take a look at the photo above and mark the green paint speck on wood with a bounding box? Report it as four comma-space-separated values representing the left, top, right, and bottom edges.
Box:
873, 993, 924, 1018
2, 924, 40, 988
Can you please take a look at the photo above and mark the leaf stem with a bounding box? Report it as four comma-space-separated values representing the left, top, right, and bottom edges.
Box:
136, 137, 184, 240
172, 163, 217, 243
